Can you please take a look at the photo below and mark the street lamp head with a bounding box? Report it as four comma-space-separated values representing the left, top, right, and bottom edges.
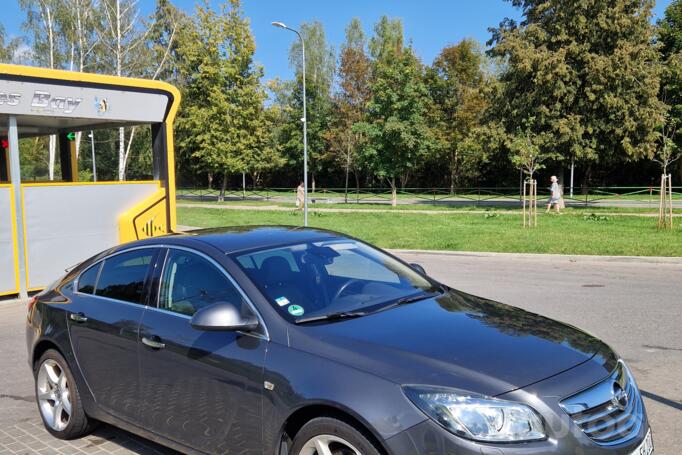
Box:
271, 21, 287, 29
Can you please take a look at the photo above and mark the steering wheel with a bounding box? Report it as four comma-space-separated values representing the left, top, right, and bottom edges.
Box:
331, 278, 366, 303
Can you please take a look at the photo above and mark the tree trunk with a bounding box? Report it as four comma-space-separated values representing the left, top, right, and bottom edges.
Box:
207, 172, 213, 190
311, 172, 316, 194
389, 177, 397, 207
219, 174, 227, 202
48, 135, 56, 180
581, 162, 593, 195
75, 131, 82, 160
450, 150, 458, 195
400, 172, 410, 191
117, 127, 126, 180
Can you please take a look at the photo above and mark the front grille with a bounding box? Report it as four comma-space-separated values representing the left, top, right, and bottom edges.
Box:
560, 361, 644, 446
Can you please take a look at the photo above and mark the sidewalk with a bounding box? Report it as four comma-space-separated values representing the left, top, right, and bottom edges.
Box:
177, 202, 682, 217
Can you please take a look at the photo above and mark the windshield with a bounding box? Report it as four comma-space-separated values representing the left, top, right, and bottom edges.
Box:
233, 239, 437, 322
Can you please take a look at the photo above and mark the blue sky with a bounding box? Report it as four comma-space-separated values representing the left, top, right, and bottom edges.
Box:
2, 0, 674, 82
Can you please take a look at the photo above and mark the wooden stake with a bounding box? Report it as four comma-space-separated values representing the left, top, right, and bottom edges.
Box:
659, 174, 665, 229
533, 179, 538, 227
523, 179, 527, 227
669, 174, 674, 229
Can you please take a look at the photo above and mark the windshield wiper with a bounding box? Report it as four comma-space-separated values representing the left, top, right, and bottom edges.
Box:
295, 310, 369, 325
373, 289, 444, 313
295, 287, 447, 325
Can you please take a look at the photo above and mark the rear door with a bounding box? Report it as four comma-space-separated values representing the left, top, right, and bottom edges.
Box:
67, 247, 159, 422
137, 247, 267, 453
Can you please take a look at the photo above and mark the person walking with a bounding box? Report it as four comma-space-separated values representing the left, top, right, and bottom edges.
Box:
546, 175, 562, 214
295, 181, 305, 210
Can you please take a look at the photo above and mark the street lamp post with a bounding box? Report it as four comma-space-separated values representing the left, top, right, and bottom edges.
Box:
272, 21, 308, 227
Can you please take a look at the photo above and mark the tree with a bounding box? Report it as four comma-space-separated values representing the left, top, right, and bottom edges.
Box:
145, 0, 183, 83
176, 0, 268, 201
59, 0, 99, 158
244, 102, 286, 188
97, 0, 178, 180
490, 0, 665, 189
507, 119, 557, 179
324, 18, 371, 201
658, 0, 682, 181
0, 24, 24, 63
369, 16, 403, 62
659, 0, 682, 57
20, 0, 60, 180
98, 0, 149, 180
427, 39, 489, 191
654, 116, 681, 175
281, 21, 335, 192
356, 18, 435, 206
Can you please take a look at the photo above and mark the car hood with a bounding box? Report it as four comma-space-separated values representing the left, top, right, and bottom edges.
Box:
289, 290, 611, 396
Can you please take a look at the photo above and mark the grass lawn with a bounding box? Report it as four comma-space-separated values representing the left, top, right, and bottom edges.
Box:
178, 206, 682, 256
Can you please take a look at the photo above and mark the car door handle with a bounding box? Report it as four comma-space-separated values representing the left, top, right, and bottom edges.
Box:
141, 336, 166, 349
69, 312, 88, 323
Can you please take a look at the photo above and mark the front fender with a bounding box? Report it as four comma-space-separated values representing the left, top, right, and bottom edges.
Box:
262, 342, 427, 454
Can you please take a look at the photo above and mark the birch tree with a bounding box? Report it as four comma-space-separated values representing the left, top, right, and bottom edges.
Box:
97, 0, 146, 180
0, 25, 24, 63
59, 0, 99, 157
20, 0, 60, 180
96, 0, 178, 180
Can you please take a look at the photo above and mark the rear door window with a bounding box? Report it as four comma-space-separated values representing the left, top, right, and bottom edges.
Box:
77, 262, 102, 294
95, 249, 155, 304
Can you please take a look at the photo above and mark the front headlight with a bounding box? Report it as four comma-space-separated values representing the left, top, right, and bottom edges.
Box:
403, 386, 546, 442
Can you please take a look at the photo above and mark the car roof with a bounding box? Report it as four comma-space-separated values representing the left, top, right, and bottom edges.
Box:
143, 225, 345, 255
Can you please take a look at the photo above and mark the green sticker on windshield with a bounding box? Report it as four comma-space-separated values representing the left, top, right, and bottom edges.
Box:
288, 305, 305, 317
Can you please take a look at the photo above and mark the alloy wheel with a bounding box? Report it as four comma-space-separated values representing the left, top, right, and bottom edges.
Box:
299, 435, 362, 455
37, 359, 72, 431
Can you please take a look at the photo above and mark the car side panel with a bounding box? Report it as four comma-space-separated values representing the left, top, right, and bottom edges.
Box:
261, 341, 427, 455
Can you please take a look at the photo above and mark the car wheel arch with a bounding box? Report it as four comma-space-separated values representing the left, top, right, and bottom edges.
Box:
32, 339, 63, 370
277, 402, 389, 455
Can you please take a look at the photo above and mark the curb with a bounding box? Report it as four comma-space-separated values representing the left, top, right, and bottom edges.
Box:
389, 249, 682, 265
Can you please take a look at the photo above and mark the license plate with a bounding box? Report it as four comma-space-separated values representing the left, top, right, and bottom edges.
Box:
630, 429, 654, 455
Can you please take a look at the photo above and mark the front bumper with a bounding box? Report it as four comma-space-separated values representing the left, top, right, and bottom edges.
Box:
384, 419, 651, 455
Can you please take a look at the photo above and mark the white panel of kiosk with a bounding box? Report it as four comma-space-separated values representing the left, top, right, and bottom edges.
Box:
22, 182, 160, 289
0, 186, 18, 295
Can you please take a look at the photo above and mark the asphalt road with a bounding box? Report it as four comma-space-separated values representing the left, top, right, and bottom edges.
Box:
0, 252, 680, 454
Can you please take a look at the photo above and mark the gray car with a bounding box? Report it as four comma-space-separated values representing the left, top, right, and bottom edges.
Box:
26, 227, 653, 455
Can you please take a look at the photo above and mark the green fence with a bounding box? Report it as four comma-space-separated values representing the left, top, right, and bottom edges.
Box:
177, 186, 682, 206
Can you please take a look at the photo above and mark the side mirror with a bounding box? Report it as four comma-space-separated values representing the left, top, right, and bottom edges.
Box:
410, 263, 427, 275
190, 302, 259, 332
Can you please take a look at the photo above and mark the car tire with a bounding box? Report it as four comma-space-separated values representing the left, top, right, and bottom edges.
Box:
34, 349, 95, 439
290, 417, 382, 455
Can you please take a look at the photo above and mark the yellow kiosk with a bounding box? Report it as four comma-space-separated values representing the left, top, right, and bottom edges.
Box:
0, 64, 181, 298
